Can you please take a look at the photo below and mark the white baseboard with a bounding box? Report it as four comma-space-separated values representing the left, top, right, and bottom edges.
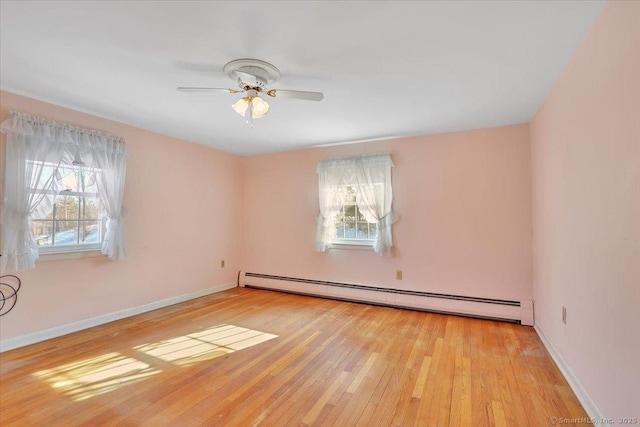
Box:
0, 282, 237, 352
534, 324, 608, 426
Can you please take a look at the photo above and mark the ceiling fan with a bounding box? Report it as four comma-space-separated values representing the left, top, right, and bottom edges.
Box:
177, 59, 324, 127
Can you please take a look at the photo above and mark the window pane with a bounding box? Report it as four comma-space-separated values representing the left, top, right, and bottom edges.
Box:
357, 207, 367, 222
357, 222, 370, 239
369, 224, 378, 240
31, 220, 53, 246
345, 214, 356, 238
29, 212, 53, 222
54, 196, 79, 220
344, 204, 356, 220
59, 165, 79, 192
80, 220, 101, 244
31, 163, 55, 189
333, 206, 345, 239
79, 169, 97, 193
346, 191, 356, 204
80, 197, 101, 220
54, 221, 79, 245
29, 162, 99, 193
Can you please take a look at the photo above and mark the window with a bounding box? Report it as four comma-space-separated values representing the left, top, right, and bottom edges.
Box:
29, 163, 103, 253
1, 111, 127, 273
316, 154, 398, 256
333, 185, 378, 245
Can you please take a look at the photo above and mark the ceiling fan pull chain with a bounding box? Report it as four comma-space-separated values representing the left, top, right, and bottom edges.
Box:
246, 100, 254, 128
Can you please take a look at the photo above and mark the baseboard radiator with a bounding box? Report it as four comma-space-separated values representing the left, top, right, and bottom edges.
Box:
239, 272, 534, 326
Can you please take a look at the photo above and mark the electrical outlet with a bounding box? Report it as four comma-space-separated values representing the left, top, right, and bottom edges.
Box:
221, 259, 225, 268
562, 306, 567, 324
396, 270, 403, 280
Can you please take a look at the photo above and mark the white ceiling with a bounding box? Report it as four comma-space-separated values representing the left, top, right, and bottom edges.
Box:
0, 1, 605, 156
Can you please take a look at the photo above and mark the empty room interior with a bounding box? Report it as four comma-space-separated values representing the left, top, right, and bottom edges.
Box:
0, 1, 638, 426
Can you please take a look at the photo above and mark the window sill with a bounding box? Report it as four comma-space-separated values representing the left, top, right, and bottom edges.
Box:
37, 249, 104, 263
329, 243, 375, 251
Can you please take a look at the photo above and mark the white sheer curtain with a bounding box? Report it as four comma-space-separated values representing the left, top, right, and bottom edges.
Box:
91, 136, 127, 260
316, 158, 354, 251
1, 115, 66, 271
354, 155, 398, 256
0, 112, 127, 272
316, 154, 398, 256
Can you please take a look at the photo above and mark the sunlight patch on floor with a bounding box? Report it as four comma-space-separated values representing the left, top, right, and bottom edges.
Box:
34, 352, 160, 401
134, 324, 278, 366
33, 324, 277, 401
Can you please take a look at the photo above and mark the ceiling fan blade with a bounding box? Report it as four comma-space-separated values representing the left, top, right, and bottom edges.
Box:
177, 87, 241, 93
266, 89, 324, 101
235, 71, 258, 86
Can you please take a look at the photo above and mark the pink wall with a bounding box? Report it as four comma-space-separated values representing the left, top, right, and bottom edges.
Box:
242, 124, 533, 302
530, 0, 640, 418
0, 91, 244, 341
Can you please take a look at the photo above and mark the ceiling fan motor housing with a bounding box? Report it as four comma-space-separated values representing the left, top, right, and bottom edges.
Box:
177, 58, 324, 103
223, 59, 281, 90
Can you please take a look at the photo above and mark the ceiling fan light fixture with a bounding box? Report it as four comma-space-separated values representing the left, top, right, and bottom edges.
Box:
231, 98, 249, 116
231, 95, 269, 125
251, 96, 269, 118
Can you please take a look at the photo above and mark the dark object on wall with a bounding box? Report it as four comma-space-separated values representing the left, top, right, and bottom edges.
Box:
0, 275, 21, 316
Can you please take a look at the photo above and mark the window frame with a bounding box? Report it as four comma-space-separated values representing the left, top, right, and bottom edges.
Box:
28, 164, 105, 255
329, 184, 379, 248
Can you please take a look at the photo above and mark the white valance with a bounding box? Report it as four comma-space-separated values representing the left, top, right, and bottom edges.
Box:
316, 153, 395, 173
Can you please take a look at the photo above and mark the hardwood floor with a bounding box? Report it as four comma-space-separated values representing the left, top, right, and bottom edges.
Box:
0, 287, 587, 426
